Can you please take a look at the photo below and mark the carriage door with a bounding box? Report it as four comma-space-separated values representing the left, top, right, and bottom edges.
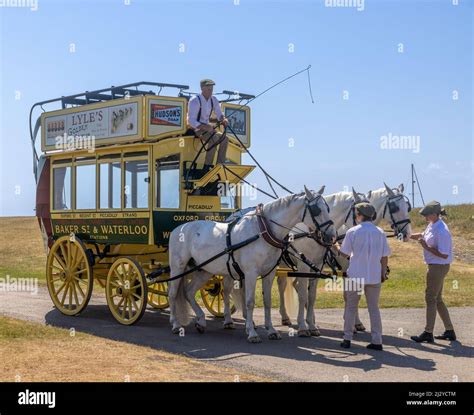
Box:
153, 154, 180, 246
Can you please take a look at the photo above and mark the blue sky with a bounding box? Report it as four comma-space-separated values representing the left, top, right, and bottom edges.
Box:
0, 0, 472, 216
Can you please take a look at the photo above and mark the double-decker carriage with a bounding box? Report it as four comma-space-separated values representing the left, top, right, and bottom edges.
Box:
30, 82, 255, 325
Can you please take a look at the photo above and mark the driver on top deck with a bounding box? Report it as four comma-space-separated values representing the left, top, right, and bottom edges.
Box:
187, 79, 229, 173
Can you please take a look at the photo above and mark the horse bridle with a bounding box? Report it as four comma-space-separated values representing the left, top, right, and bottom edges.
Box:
382, 193, 412, 237
301, 195, 334, 245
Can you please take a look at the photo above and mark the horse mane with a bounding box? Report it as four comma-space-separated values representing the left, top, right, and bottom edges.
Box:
324, 191, 352, 206
263, 192, 304, 215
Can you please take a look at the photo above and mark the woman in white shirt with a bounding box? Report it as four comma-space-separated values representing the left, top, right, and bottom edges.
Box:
410, 201, 456, 343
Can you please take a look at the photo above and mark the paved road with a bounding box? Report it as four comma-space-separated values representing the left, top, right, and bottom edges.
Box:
1, 287, 472, 382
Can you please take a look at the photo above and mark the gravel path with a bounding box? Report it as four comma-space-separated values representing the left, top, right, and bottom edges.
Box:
1, 287, 472, 382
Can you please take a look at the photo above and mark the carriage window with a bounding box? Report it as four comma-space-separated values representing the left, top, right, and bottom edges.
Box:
124, 159, 149, 209
220, 185, 237, 210
53, 166, 71, 210
156, 155, 179, 209
76, 164, 96, 210
99, 162, 121, 209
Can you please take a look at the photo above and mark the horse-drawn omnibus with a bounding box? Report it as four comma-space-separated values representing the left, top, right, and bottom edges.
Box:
30, 82, 255, 325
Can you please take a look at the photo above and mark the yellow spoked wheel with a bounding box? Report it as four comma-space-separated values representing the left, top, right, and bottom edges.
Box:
200, 275, 236, 318
46, 235, 93, 316
106, 257, 148, 325
147, 281, 169, 309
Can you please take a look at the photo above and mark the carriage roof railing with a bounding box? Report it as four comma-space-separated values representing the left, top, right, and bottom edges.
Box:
29, 81, 255, 182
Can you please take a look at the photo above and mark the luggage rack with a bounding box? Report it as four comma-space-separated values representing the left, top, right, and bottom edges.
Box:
33, 81, 191, 111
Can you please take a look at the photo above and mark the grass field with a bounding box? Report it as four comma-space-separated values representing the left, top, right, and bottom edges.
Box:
0, 315, 265, 382
1, 205, 473, 309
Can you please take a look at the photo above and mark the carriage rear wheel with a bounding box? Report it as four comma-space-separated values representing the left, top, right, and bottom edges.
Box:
147, 281, 169, 309
46, 235, 93, 316
200, 275, 236, 318
106, 257, 148, 325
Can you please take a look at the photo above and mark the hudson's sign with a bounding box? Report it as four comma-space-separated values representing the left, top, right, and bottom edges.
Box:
150, 104, 182, 126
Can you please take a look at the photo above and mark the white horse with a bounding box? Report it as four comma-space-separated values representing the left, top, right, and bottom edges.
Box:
168, 186, 337, 343
278, 183, 412, 335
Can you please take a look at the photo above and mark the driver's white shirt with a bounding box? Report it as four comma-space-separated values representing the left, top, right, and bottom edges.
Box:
187, 94, 224, 129
340, 222, 391, 284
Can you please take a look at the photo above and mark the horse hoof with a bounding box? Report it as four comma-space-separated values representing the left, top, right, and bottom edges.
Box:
282, 318, 292, 326
298, 329, 311, 337
247, 335, 262, 344
195, 323, 206, 334
172, 327, 181, 335
223, 322, 235, 330
268, 332, 282, 340
310, 328, 321, 337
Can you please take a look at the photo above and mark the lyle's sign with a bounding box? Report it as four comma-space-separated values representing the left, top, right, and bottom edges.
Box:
41, 98, 141, 151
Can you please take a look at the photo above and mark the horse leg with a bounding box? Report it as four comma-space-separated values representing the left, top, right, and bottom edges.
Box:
168, 278, 181, 334
223, 275, 235, 329
168, 267, 189, 334
295, 278, 311, 337
186, 271, 210, 333
277, 275, 292, 326
306, 278, 320, 336
245, 273, 261, 343
262, 273, 281, 340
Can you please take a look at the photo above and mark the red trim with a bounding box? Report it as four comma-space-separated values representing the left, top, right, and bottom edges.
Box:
35, 158, 53, 247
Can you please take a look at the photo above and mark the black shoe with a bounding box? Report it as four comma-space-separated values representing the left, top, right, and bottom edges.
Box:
367, 343, 383, 351
340, 340, 351, 348
411, 331, 434, 343
435, 330, 456, 341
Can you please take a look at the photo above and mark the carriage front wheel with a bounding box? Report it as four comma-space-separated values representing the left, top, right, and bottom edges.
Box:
106, 257, 148, 325
46, 235, 94, 316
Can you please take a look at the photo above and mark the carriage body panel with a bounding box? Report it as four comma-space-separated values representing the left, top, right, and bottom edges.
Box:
32, 84, 254, 323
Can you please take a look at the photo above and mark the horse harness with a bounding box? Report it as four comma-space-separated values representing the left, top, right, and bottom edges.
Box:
147, 197, 337, 285
225, 198, 334, 283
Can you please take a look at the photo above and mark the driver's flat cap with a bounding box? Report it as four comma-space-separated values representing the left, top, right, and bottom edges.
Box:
200, 79, 216, 87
